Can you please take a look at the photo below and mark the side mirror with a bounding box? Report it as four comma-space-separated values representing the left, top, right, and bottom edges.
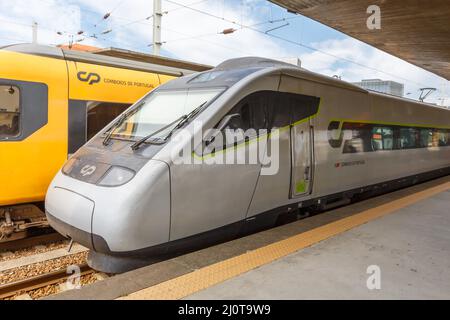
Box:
205, 113, 241, 146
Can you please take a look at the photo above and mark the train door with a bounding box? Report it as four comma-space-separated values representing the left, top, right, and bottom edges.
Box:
246, 90, 320, 219
290, 120, 314, 197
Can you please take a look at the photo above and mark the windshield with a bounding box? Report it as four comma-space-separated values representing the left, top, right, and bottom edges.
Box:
110, 88, 224, 140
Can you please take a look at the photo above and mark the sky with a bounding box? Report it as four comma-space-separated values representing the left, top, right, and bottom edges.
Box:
0, 0, 449, 107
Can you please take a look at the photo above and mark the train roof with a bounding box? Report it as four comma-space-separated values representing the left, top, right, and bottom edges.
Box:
163, 57, 449, 111
2, 45, 447, 110
1, 43, 211, 77
92, 47, 211, 73
160, 56, 370, 93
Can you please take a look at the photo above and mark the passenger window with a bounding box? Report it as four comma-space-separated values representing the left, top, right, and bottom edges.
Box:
372, 126, 394, 151
0, 85, 20, 137
437, 129, 449, 147
398, 128, 418, 149
419, 128, 433, 148
342, 122, 373, 153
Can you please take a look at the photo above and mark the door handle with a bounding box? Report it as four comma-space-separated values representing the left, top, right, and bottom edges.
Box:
304, 166, 310, 181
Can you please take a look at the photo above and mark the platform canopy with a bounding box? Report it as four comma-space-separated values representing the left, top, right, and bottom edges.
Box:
270, 0, 450, 80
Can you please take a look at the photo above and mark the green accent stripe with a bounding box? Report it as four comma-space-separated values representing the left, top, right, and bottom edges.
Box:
331, 118, 450, 130
193, 99, 322, 160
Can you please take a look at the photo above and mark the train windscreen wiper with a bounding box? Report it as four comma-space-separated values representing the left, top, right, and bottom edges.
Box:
131, 101, 207, 151
103, 102, 143, 146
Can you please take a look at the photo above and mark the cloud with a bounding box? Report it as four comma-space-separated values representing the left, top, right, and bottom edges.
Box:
298, 37, 450, 105
0, 0, 82, 46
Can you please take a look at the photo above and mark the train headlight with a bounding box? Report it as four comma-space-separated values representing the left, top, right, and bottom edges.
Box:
98, 166, 135, 187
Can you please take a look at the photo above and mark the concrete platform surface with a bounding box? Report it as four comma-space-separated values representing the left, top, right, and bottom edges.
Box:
48, 176, 449, 300
186, 190, 450, 300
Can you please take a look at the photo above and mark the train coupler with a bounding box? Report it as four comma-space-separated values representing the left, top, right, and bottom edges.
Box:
0, 205, 50, 242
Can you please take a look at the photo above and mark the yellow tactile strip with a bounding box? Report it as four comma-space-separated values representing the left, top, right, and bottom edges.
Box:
120, 180, 450, 300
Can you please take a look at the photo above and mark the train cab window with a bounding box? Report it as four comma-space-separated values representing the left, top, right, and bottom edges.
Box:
372, 126, 394, 151
398, 128, 418, 149
216, 101, 253, 150
0, 85, 20, 137
87, 102, 130, 140
208, 91, 273, 152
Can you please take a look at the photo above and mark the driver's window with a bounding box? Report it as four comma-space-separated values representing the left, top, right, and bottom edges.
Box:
203, 94, 263, 155
225, 103, 250, 132
208, 102, 251, 152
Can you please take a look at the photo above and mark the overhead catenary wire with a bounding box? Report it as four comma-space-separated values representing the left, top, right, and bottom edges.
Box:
163, 0, 434, 89
1, 0, 448, 102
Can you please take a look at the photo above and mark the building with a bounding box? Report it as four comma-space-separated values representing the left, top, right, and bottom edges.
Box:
352, 79, 405, 97
58, 43, 100, 52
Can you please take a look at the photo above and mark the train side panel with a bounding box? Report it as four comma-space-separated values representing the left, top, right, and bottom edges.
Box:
67, 61, 163, 104
311, 81, 450, 199
0, 51, 68, 206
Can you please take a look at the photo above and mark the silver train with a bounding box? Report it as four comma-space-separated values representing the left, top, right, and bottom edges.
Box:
46, 57, 450, 273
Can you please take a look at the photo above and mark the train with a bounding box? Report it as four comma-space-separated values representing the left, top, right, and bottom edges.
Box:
0, 43, 209, 242
45, 57, 450, 273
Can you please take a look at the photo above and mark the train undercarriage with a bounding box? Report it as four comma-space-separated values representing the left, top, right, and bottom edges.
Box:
0, 204, 50, 243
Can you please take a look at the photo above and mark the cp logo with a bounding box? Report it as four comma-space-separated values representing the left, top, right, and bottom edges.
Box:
77, 71, 101, 85
80, 165, 97, 177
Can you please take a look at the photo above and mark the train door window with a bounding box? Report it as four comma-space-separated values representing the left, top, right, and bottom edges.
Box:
0, 85, 20, 137
372, 126, 394, 151
419, 128, 433, 148
86, 102, 130, 140
342, 122, 373, 153
398, 127, 418, 149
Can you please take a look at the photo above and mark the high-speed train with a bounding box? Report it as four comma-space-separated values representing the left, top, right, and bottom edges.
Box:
45, 57, 450, 273
0, 43, 208, 242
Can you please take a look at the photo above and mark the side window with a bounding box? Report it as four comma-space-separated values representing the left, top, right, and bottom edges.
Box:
372, 126, 394, 151
419, 128, 433, 148
207, 91, 272, 153
268, 94, 290, 129
342, 122, 373, 153
0, 85, 20, 137
217, 100, 254, 150
398, 127, 418, 149
437, 129, 449, 147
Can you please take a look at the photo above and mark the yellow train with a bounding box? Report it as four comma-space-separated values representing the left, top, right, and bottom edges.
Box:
0, 44, 209, 242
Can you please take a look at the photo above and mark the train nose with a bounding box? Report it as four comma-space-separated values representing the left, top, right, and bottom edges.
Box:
45, 187, 95, 249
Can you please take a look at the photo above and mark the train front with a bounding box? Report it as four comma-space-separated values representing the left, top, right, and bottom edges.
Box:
45, 77, 226, 273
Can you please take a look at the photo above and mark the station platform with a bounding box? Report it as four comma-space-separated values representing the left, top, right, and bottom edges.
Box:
48, 176, 450, 300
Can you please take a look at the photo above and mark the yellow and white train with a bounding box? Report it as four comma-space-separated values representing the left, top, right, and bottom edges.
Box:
0, 43, 209, 241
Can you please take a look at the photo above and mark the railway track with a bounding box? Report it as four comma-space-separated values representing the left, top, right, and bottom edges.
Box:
0, 232, 65, 253
0, 263, 94, 299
